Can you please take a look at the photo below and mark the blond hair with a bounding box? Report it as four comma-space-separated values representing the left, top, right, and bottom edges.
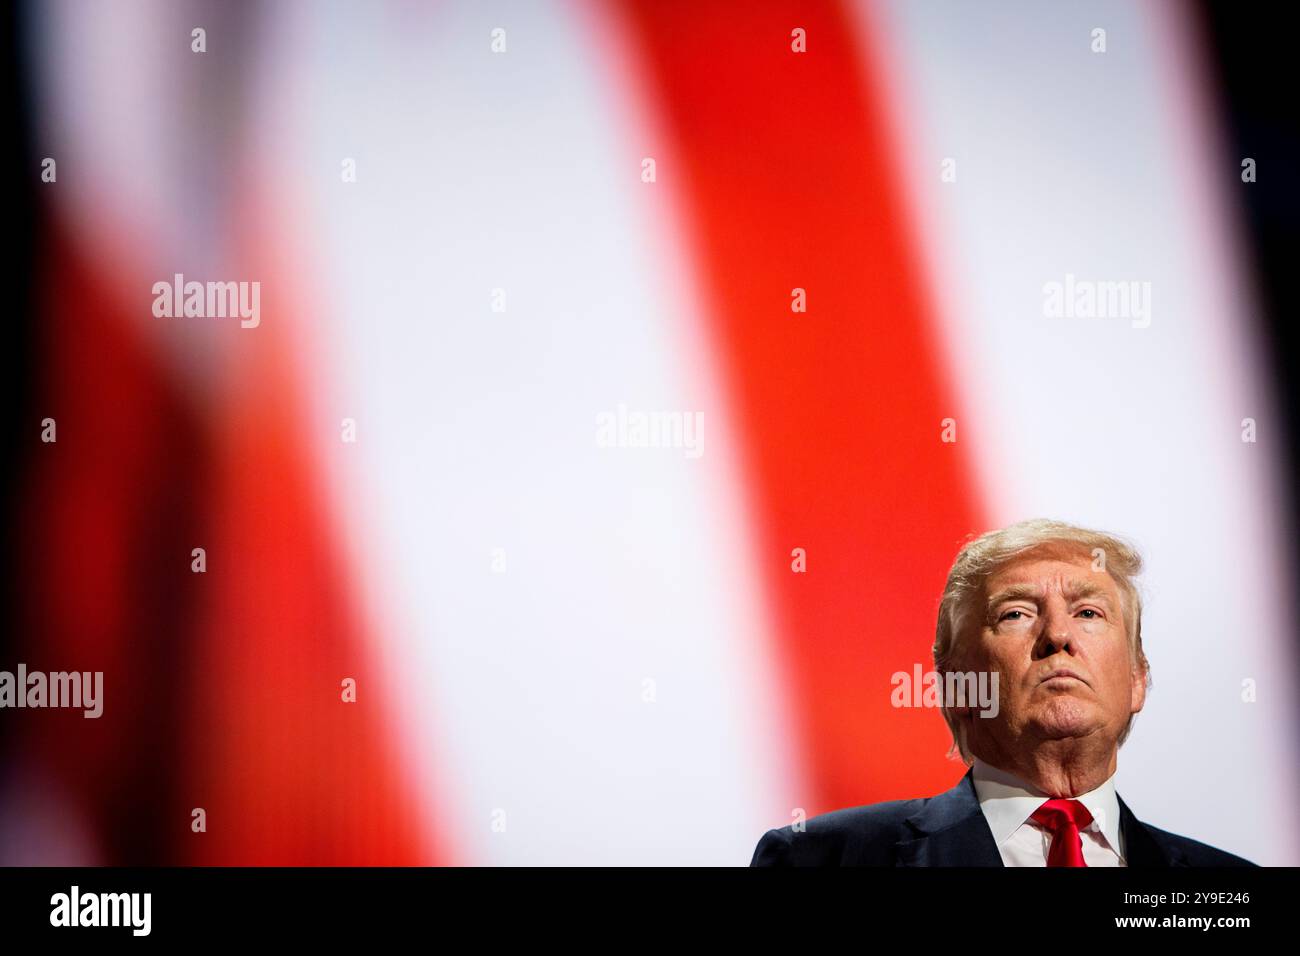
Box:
933, 518, 1152, 764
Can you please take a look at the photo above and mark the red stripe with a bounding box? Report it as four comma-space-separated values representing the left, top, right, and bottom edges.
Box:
21, 222, 443, 864
614, 0, 988, 813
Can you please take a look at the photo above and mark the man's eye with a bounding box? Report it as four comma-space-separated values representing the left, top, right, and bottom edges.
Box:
1078, 609, 1100, 619
999, 610, 1026, 621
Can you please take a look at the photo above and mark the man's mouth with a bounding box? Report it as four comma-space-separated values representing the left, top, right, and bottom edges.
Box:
1039, 668, 1088, 687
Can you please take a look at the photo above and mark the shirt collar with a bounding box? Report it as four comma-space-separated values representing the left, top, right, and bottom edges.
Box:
971, 756, 1125, 859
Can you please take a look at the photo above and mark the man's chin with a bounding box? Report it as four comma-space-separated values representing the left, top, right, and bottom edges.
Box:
1026, 702, 1102, 739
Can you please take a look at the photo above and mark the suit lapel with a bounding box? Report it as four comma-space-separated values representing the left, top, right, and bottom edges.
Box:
889, 769, 1186, 866
1118, 793, 1184, 866
893, 768, 1004, 866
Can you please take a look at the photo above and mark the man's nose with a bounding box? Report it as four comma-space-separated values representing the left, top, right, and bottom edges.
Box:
1035, 604, 1074, 654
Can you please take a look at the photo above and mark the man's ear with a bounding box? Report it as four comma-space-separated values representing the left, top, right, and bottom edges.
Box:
943, 701, 973, 722
1129, 660, 1149, 714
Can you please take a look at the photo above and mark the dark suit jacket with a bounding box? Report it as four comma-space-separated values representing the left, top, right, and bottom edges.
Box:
750, 767, 1256, 866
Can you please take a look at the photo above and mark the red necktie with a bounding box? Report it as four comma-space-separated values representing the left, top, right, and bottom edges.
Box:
1030, 798, 1093, 866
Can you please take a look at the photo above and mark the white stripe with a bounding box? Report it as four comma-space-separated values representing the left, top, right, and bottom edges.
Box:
262, 0, 804, 863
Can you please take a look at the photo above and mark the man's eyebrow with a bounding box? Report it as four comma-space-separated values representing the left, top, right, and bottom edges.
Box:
985, 584, 1041, 609
1064, 582, 1114, 606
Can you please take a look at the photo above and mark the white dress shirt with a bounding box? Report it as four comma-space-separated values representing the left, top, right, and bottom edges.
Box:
971, 756, 1126, 866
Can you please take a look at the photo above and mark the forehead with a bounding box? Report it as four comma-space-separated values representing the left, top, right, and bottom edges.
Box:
984, 545, 1120, 596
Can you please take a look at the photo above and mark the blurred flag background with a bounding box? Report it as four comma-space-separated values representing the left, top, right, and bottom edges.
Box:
2, 0, 1297, 865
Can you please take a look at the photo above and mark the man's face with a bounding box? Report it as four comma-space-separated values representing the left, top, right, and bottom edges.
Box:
958, 545, 1147, 754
